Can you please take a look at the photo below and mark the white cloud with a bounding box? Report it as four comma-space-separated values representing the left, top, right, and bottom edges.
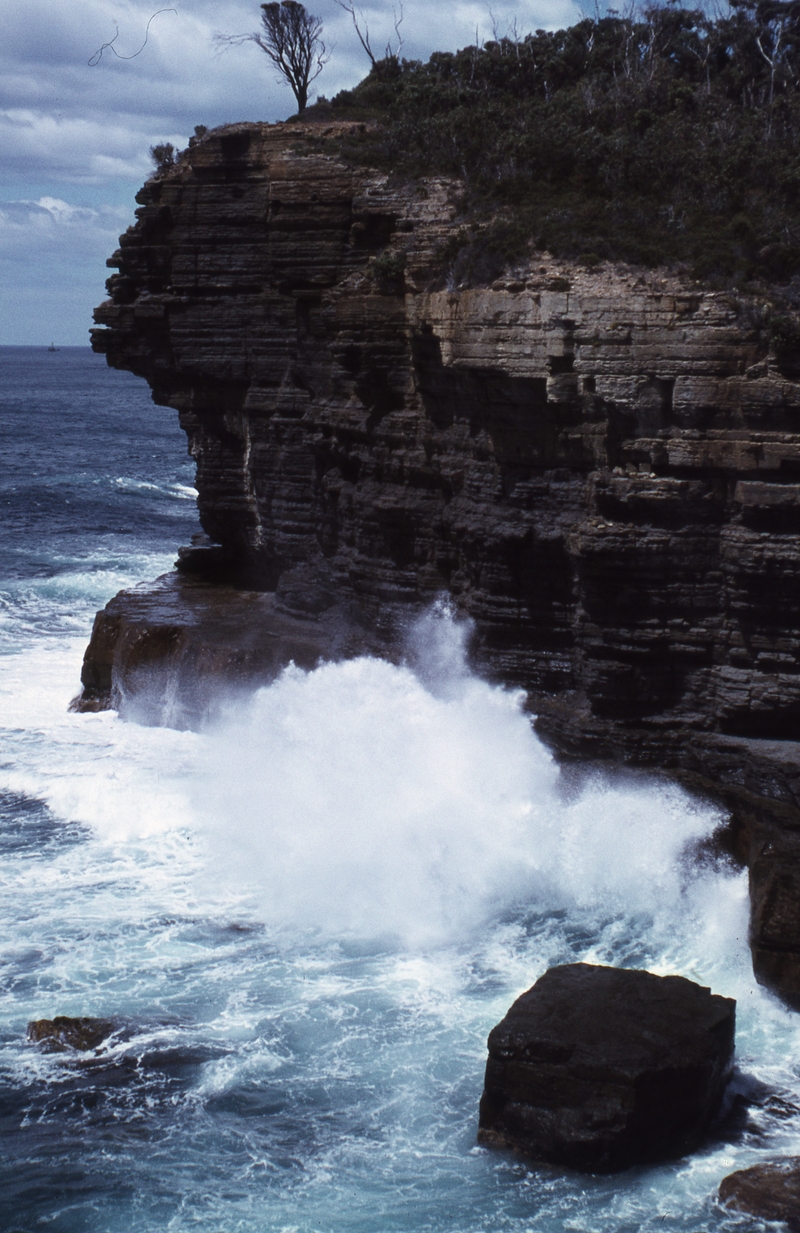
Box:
0, 195, 131, 344
0, 195, 128, 252
0, 0, 583, 341
1, 0, 583, 186
0, 110, 170, 183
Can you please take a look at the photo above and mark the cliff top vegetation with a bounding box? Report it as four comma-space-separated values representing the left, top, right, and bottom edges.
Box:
306, 0, 800, 290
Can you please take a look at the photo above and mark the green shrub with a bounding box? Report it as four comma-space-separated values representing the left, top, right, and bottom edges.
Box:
770, 313, 800, 357
311, 2, 800, 287
371, 249, 407, 292
149, 143, 175, 173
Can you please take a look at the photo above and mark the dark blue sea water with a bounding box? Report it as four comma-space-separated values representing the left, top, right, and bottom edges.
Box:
0, 346, 797, 1233
0, 345, 199, 649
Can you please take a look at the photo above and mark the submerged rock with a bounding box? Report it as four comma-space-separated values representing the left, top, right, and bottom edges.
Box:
478, 963, 735, 1172
720, 1158, 800, 1228
27, 1016, 117, 1053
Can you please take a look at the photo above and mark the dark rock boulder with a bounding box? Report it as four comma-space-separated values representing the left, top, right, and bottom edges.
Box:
478, 963, 735, 1172
27, 1016, 117, 1052
720, 1158, 800, 1229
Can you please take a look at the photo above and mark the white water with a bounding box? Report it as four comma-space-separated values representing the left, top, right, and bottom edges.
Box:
4, 603, 800, 1231
1, 605, 738, 954
197, 608, 729, 950
3, 349, 800, 1232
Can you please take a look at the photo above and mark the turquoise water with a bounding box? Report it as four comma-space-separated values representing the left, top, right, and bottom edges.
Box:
1, 347, 798, 1232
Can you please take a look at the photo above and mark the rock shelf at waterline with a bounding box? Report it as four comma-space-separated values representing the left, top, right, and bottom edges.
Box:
479, 963, 736, 1172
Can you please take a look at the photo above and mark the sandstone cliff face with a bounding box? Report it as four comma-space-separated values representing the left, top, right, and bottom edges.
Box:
87, 120, 800, 1003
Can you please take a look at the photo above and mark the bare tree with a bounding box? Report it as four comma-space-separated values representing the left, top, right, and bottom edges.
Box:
486, 8, 524, 60
217, 2, 328, 114
756, 12, 786, 109
488, 8, 520, 44
333, 0, 403, 67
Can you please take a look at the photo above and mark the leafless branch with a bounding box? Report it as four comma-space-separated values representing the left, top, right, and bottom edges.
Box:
333, 0, 376, 65
391, 2, 404, 59
89, 9, 177, 66
487, 7, 523, 54
756, 18, 784, 115
334, 0, 403, 66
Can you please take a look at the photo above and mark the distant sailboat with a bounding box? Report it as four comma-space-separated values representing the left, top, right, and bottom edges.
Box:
48, 342, 59, 352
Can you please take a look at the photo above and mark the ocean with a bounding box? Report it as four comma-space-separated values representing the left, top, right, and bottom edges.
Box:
1, 344, 798, 1232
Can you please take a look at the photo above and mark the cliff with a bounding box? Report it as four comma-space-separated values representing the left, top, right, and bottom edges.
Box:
85, 120, 800, 1004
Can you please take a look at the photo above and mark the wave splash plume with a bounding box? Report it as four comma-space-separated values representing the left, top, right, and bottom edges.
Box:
196, 603, 729, 954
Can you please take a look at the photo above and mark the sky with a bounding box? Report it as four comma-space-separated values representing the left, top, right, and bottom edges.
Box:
0, 0, 582, 345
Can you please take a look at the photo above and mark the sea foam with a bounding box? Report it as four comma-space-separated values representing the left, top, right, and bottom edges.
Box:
194, 604, 733, 951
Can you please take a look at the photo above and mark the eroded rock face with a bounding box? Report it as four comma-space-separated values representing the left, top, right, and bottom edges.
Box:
83, 119, 800, 1005
89, 120, 800, 742
27, 1017, 117, 1052
87, 120, 798, 734
478, 963, 736, 1172
74, 571, 391, 726
720, 1158, 800, 1228
749, 825, 800, 1010
86, 120, 800, 746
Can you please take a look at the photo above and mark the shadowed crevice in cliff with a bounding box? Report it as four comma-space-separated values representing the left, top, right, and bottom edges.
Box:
721, 711, 800, 741
174, 380, 286, 590
593, 475, 727, 529
333, 341, 407, 429
582, 650, 693, 722
411, 325, 554, 467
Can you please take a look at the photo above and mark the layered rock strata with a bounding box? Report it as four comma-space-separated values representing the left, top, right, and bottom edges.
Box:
478, 963, 736, 1171
85, 119, 800, 1002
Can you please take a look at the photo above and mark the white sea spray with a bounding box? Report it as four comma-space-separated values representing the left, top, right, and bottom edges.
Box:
2, 349, 799, 1232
